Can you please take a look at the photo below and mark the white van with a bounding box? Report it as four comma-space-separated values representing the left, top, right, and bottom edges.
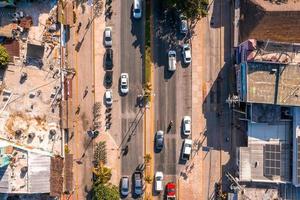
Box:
168, 50, 176, 71
133, 0, 142, 19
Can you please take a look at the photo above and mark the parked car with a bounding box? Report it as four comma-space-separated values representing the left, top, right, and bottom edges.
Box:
182, 116, 191, 136
105, 48, 113, 70
168, 50, 176, 71
104, 71, 113, 87
104, 27, 112, 47
134, 171, 143, 196
120, 73, 129, 94
120, 176, 129, 196
179, 14, 188, 35
182, 44, 191, 64
181, 139, 192, 161
155, 171, 164, 192
105, 90, 113, 106
132, 0, 142, 19
155, 130, 164, 151
166, 182, 176, 199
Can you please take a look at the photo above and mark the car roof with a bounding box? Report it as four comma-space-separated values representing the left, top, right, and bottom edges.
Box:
156, 130, 163, 135
122, 177, 129, 187
184, 139, 192, 145
155, 171, 163, 177
105, 90, 112, 97
134, 0, 141, 8
105, 27, 111, 35
184, 116, 191, 121
169, 50, 176, 56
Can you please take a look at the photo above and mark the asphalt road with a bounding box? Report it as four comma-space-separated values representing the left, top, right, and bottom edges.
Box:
152, 0, 192, 196
119, 0, 145, 198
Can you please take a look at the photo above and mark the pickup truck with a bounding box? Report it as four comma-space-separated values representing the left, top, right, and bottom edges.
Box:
168, 50, 176, 71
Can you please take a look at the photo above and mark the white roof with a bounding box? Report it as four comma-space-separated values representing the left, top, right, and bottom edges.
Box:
183, 139, 192, 154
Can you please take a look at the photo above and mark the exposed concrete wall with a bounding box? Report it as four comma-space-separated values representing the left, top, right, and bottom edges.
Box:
240, 0, 300, 43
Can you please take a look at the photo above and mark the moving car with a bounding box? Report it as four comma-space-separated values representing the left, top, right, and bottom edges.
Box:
155, 171, 164, 192
179, 14, 188, 35
133, 0, 142, 19
105, 48, 113, 70
105, 90, 113, 106
166, 182, 176, 200
182, 44, 191, 64
120, 73, 129, 94
155, 130, 164, 151
104, 27, 112, 47
120, 176, 129, 196
134, 171, 143, 196
168, 50, 176, 71
181, 139, 192, 161
182, 116, 191, 136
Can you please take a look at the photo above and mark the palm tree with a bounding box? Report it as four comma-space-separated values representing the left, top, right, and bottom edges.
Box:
92, 163, 112, 185
144, 154, 152, 164
144, 175, 152, 184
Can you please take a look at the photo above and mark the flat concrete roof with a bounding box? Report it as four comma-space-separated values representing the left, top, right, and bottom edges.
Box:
246, 62, 300, 106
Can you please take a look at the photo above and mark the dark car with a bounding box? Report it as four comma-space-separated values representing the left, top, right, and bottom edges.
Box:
155, 130, 164, 151
105, 48, 113, 70
134, 171, 143, 196
104, 71, 113, 87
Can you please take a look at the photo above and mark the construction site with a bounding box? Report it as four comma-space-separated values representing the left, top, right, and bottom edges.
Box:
0, 0, 64, 198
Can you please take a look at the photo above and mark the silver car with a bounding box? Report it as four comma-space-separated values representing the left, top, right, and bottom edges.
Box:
155, 130, 164, 150
104, 27, 112, 47
120, 73, 129, 94
105, 90, 113, 106
120, 176, 129, 196
180, 14, 188, 35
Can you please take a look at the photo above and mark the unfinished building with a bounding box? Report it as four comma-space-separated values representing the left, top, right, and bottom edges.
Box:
234, 39, 300, 199
240, 0, 300, 43
0, 1, 63, 198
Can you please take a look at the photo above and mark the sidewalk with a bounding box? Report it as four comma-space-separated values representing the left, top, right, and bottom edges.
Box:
178, 19, 206, 200
92, 2, 121, 186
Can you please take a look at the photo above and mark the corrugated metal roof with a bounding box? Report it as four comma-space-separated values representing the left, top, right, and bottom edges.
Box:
28, 152, 50, 193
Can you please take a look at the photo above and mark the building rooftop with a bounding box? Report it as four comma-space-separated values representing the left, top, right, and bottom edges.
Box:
246, 62, 300, 106
239, 121, 292, 183
0, 143, 51, 193
250, 0, 300, 11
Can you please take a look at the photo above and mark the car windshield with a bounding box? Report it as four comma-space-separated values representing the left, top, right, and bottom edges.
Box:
105, 36, 111, 41
134, 8, 141, 13
185, 119, 190, 124
121, 84, 127, 89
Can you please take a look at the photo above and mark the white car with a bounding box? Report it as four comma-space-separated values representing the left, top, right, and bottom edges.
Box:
155, 171, 164, 192
104, 27, 112, 47
181, 139, 192, 160
120, 73, 129, 94
182, 116, 191, 136
182, 44, 191, 64
168, 50, 176, 71
105, 90, 113, 106
133, 0, 142, 19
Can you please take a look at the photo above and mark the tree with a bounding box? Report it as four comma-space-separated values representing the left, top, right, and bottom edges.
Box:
0, 45, 9, 67
144, 154, 152, 164
94, 141, 107, 165
164, 0, 209, 19
144, 175, 153, 184
92, 183, 119, 200
92, 163, 112, 185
